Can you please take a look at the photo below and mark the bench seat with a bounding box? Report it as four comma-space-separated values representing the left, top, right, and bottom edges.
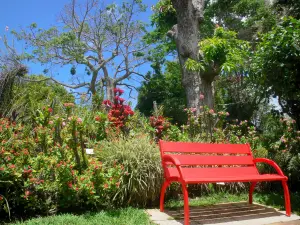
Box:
166, 167, 287, 183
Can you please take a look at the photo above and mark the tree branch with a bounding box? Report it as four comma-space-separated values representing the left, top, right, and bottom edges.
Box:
21, 77, 90, 89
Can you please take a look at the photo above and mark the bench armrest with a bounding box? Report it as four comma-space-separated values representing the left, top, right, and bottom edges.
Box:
162, 155, 185, 181
162, 155, 181, 166
254, 158, 285, 177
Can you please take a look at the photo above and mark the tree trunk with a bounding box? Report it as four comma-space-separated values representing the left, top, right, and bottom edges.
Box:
169, 0, 215, 112
202, 79, 214, 109
106, 77, 116, 103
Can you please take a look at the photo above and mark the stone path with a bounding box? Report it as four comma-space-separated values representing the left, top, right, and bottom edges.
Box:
146, 202, 300, 225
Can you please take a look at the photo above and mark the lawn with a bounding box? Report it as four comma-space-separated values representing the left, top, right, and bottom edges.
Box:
8, 208, 153, 225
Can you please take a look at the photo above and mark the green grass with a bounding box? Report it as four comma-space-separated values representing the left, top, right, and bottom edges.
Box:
165, 192, 300, 215
9, 208, 153, 225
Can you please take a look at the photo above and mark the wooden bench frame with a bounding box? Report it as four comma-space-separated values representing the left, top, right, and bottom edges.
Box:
159, 140, 291, 225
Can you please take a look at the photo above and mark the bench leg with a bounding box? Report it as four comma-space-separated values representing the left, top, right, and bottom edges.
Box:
249, 182, 257, 204
181, 182, 190, 225
160, 180, 170, 212
282, 181, 291, 216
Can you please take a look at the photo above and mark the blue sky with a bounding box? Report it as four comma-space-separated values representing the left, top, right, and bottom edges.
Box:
0, 0, 158, 104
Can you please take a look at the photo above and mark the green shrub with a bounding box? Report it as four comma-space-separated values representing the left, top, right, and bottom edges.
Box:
96, 134, 163, 207
0, 115, 123, 220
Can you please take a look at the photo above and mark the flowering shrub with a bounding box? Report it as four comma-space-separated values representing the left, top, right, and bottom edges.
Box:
103, 88, 134, 130
182, 106, 230, 142
149, 115, 170, 141
267, 118, 300, 186
0, 115, 124, 219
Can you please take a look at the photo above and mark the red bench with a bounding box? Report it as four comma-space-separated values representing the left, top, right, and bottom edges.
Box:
159, 140, 291, 225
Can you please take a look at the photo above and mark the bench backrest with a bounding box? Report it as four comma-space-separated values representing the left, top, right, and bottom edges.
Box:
159, 140, 258, 173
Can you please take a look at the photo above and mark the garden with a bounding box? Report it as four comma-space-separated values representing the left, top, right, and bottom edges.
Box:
1, 0, 300, 224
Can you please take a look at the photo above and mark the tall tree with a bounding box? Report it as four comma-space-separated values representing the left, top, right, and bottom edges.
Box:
13, 0, 148, 103
147, 0, 279, 114
167, 0, 214, 112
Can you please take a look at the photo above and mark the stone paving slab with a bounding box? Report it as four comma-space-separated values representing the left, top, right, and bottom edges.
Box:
146, 202, 300, 225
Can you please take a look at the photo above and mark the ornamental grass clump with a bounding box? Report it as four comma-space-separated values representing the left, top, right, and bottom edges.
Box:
96, 134, 163, 207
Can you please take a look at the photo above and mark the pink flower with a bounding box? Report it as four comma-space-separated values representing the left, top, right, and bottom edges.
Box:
64, 103, 75, 108
199, 94, 204, 100
190, 108, 197, 112
24, 190, 31, 197
5, 26, 9, 31
77, 118, 82, 123
226, 112, 230, 116
209, 109, 214, 114
49, 121, 53, 125
62, 122, 66, 127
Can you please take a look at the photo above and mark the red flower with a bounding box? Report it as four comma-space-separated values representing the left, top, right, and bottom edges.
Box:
116, 182, 120, 188
104, 183, 109, 189
0, 167, 4, 171
119, 98, 125, 103
48, 108, 53, 113
67, 181, 73, 188
0, 196, 3, 201
114, 88, 124, 95
30, 178, 37, 183
9, 164, 15, 169
102, 100, 112, 106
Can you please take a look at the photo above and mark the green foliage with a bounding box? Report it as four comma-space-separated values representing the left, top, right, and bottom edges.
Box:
96, 135, 163, 207
196, 27, 251, 74
252, 17, 300, 127
136, 61, 187, 125
9, 75, 74, 122
274, 0, 300, 19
